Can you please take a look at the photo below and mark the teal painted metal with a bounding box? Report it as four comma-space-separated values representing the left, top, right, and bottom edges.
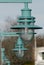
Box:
1, 48, 5, 63
18, 16, 35, 19
0, 32, 36, 36
12, 36, 28, 51
0, 0, 42, 59
0, 32, 20, 36
21, 9, 31, 17
11, 25, 42, 29
21, 3, 31, 17
17, 20, 35, 23
12, 37, 28, 58
0, 0, 32, 3
1, 48, 10, 65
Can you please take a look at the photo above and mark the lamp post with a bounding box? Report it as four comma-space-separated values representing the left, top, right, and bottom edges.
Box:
11, 0, 42, 58
0, 0, 42, 65
1, 48, 10, 65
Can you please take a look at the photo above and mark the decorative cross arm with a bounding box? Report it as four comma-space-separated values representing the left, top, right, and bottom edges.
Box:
0, 32, 19, 36
0, 0, 32, 3
0, 32, 36, 37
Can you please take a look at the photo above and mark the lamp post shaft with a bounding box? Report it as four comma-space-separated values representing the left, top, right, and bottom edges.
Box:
24, 3, 28, 9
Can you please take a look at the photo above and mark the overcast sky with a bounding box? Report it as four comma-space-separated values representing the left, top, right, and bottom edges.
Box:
0, 0, 44, 35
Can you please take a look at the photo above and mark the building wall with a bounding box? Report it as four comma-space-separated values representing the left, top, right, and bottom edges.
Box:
35, 47, 44, 65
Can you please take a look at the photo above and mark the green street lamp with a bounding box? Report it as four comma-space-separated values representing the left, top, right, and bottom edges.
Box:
11, 0, 42, 41
0, 0, 42, 60
11, 0, 42, 58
